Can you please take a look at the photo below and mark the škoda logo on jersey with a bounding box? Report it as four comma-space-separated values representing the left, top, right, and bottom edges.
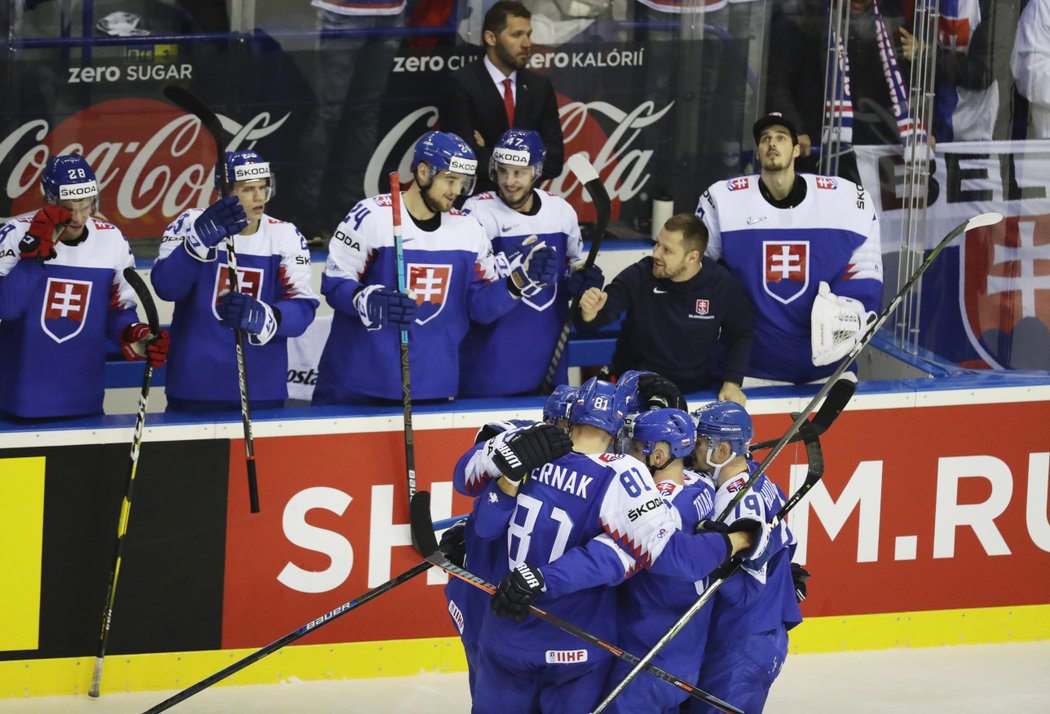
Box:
41, 278, 92, 343
407, 263, 452, 324
762, 240, 809, 304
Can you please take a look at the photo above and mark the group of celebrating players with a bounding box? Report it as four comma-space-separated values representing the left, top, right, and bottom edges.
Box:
439, 371, 806, 713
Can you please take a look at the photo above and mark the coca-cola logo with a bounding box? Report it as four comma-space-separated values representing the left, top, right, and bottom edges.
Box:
5, 98, 289, 240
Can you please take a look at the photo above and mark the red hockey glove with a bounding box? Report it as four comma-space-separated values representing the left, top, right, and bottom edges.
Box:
19, 205, 72, 262
121, 323, 170, 368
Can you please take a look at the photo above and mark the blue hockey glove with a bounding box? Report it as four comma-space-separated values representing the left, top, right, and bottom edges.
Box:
192, 196, 248, 249
217, 292, 279, 345
509, 237, 559, 298
353, 284, 417, 330
791, 562, 811, 603
492, 562, 545, 622
565, 264, 604, 298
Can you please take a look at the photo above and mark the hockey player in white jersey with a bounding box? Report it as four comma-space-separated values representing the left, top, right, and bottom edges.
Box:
313, 131, 559, 404
153, 150, 319, 411
0, 154, 169, 419
684, 400, 801, 714
460, 130, 602, 396
467, 378, 760, 713
695, 112, 882, 384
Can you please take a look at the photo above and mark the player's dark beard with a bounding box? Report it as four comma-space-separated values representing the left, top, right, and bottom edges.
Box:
416, 169, 443, 215
500, 185, 533, 211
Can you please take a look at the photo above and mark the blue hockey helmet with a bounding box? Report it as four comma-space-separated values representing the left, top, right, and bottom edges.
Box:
41, 154, 99, 207
489, 129, 546, 182
570, 377, 628, 436
692, 401, 753, 457
216, 150, 275, 200
543, 384, 578, 424
615, 370, 656, 417
628, 408, 696, 459
413, 131, 478, 195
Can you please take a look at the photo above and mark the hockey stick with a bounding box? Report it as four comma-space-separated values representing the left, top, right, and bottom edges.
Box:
409, 491, 744, 714
593, 431, 826, 713
748, 374, 856, 452
390, 172, 416, 505
142, 560, 432, 713
539, 154, 611, 394
89, 267, 160, 698
714, 211, 1002, 523
163, 84, 260, 514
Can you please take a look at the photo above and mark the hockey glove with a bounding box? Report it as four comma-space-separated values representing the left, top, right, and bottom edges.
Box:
191, 196, 248, 250
509, 236, 559, 298
727, 517, 770, 563
491, 423, 572, 482
217, 292, 280, 346
120, 323, 170, 368
352, 284, 417, 330
811, 281, 875, 367
19, 205, 72, 262
492, 562, 545, 622
565, 263, 604, 298
439, 519, 468, 569
791, 562, 811, 603
638, 372, 688, 411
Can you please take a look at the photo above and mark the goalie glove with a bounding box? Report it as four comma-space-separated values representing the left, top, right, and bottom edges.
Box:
491, 423, 573, 482
508, 236, 559, 298
811, 281, 875, 367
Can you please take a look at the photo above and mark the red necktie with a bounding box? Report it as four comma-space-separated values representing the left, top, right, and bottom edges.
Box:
502, 78, 515, 127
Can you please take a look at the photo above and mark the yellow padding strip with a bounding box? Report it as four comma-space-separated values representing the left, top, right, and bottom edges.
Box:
790, 604, 1050, 654
0, 637, 467, 698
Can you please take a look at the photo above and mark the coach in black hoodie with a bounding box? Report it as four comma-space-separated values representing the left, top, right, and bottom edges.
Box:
576, 213, 753, 404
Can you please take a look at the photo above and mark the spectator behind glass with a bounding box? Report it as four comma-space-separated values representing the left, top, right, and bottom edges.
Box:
439, 0, 565, 195
765, 0, 908, 181
289, 0, 406, 243
1012, 0, 1050, 139
575, 213, 753, 405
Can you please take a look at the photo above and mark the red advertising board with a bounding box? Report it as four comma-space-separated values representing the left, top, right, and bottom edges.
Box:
220, 401, 1050, 648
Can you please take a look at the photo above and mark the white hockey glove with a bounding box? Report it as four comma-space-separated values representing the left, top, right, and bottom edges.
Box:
509, 236, 559, 298
811, 281, 876, 367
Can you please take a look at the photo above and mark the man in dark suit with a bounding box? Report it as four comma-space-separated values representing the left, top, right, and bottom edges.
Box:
439, 0, 564, 195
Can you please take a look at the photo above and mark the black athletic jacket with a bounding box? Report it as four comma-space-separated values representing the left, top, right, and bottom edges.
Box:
577, 257, 754, 392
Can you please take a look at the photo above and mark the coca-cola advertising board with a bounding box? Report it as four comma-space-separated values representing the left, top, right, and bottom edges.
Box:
2, 38, 745, 236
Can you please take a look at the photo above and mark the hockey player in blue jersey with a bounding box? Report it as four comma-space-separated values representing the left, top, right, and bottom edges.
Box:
684, 400, 802, 714
695, 112, 882, 384
543, 383, 577, 433
152, 150, 319, 411
0, 154, 169, 419
604, 407, 725, 714
468, 378, 759, 713
460, 130, 603, 396
313, 131, 560, 404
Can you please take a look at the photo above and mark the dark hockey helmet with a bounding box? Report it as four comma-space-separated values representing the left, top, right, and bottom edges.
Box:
692, 400, 753, 458
413, 131, 478, 196
41, 154, 99, 209
570, 377, 628, 436
627, 408, 696, 459
216, 150, 275, 200
489, 129, 545, 182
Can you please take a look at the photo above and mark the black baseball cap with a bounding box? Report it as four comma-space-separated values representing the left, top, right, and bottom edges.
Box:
752, 112, 799, 144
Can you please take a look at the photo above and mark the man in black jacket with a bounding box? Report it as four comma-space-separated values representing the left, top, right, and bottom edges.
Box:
576, 213, 753, 404
439, 0, 564, 195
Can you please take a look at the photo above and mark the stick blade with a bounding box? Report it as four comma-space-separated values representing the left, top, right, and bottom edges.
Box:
965, 212, 1003, 231
410, 491, 439, 557
566, 153, 600, 185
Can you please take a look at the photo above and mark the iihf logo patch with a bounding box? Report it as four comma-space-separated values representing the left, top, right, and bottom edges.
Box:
762, 241, 809, 304
815, 176, 838, 190
408, 263, 452, 324
41, 277, 92, 343
726, 177, 750, 192
695, 299, 710, 315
